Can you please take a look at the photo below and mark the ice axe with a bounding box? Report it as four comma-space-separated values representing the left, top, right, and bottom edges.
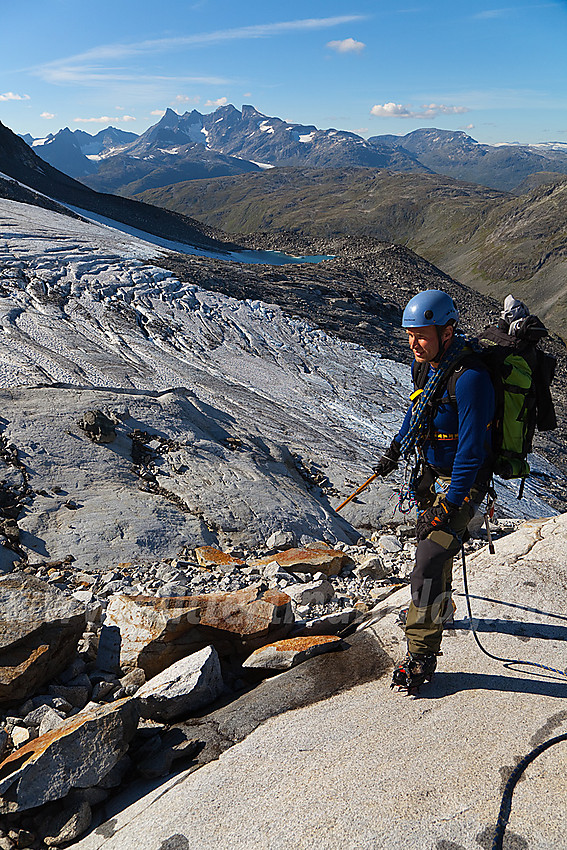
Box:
335, 472, 377, 512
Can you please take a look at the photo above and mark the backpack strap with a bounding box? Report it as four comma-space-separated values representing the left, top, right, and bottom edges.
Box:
411, 350, 479, 409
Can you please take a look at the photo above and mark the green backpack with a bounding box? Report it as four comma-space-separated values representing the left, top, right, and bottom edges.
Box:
474, 323, 556, 484
414, 316, 557, 494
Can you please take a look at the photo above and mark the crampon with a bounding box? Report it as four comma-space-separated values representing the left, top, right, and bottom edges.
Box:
390, 652, 438, 696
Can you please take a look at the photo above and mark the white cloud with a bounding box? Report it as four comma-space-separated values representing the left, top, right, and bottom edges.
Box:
461, 123, 475, 130
73, 116, 113, 123
472, 4, 557, 20
151, 109, 166, 116
73, 114, 137, 123
40, 111, 55, 119
0, 91, 30, 102
371, 102, 411, 117
174, 94, 201, 104
205, 96, 228, 107
243, 92, 252, 98
327, 37, 365, 54
473, 8, 510, 18
33, 16, 367, 85
371, 101, 469, 119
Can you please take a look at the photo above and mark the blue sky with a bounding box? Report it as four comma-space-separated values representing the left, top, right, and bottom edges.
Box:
2, 0, 566, 144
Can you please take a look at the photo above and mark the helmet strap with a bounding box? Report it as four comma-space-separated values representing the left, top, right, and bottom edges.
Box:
432, 325, 453, 365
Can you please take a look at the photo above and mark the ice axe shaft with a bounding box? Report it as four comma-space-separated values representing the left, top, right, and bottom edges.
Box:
335, 473, 378, 512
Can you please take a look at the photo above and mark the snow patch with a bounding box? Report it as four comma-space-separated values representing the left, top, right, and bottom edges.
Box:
299, 133, 314, 144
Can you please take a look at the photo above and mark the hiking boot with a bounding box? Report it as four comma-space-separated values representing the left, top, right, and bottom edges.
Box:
391, 652, 437, 694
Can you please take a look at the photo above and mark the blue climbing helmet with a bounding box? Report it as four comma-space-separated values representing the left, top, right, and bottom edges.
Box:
402, 290, 459, 328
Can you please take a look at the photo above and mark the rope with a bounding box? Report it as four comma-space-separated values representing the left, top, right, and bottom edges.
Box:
397, 334, 466, 508
460, 548, 567, 678
398, 333, 466, 460
459, 547, 567, 849
491, 733, 567, 850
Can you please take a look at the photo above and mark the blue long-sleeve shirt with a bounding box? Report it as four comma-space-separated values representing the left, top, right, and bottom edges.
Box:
396, 360, 495, 505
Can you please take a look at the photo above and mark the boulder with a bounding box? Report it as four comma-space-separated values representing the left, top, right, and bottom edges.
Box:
0, 698, 138, 812
99, 586, 293, 678
354, 555, 387, 579
38, 708, 67, 737
242, 635, 344, 671
136, 646, 223, 721
251, 546, 347, 577
377, 534, 402, 553
135, 728, 199, 778
284, 579, 335, 607
266, 530, 296, 549
97, 595, 201, 677
41, 797, 92, 847
0, 574, 86, 703
77, 410, 116, 444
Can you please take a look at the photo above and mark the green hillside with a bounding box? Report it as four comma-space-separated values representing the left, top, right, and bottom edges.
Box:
136, 168, 567, 338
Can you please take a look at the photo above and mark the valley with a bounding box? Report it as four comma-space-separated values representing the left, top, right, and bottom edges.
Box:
137, 166, 567, 340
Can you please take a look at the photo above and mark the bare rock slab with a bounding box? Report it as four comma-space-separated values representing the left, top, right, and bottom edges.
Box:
251, 546, 347, 577
242, 635, 344, 671
0, 573, 86, 703
136, 646, 223, 721
0, 697, 138, 812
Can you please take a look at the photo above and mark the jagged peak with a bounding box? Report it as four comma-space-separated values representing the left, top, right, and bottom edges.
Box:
241, 104, 266, 119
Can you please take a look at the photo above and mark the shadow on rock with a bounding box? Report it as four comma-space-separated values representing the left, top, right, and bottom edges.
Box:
422, 671, 567, 699
453, 617, 567, 641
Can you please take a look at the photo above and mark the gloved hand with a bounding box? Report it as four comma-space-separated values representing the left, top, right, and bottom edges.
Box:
373, 439, 401, 477
416, 498, 459, 541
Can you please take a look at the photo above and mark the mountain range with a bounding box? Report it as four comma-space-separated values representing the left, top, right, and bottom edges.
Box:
20, 126, 138, 177
22, 104, 567, 194
1, 119, 236, 254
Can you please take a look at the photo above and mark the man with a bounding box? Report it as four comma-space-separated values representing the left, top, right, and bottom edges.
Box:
374, 289, 495, 693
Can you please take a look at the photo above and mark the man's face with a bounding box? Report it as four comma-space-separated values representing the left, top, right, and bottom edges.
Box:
406, 325, 452, 364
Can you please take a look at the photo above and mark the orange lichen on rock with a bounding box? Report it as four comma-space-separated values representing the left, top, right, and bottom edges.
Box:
252, 635, 341, 654
195, 547, 245, 568
250, 547, 346, 576
0, 698, 133, 774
